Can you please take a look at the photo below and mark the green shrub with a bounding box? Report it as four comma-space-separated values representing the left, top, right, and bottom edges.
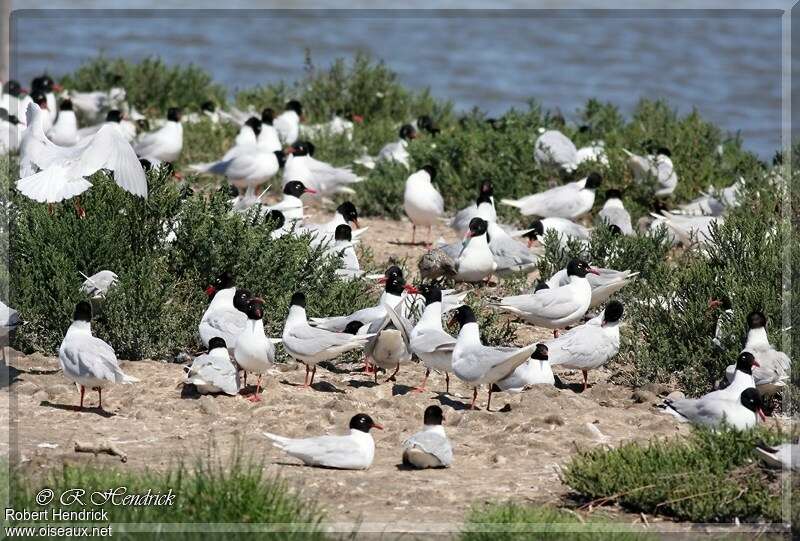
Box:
59, 56, 228, 116
8, 453, 327, 540
462, 504, 651, 541
562, 428, 786, 523
8, 164, 372, 360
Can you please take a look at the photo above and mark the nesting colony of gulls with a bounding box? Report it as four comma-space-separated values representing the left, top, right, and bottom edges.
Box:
0, 73, 795, 472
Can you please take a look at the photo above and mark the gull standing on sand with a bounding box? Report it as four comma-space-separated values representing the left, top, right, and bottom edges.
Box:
134, 107, 183, 164
546, 301, 624, 390
365, 301, 416, 383
409, 284, 457, 394
450, 305, 541, 410
264, 413, 382, 470
233, 293, 275, 401
198, 272, 249, 350
58, 301, 139, 410
501, 172, 602, 219
402, 405, 453, 469
404, 165, 444, 245
183, 337, 239, 396
309, 266, 414, 332
494, 343, 553, 392
597, 189, 633, 235
282, 292, 374, 387
661, 388, 764, 431
454, 218, 497, 283
490, 259, 599, 334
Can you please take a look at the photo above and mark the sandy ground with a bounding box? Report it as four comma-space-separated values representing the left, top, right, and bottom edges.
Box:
2, 211, 785, 536
3, 349, 689, 528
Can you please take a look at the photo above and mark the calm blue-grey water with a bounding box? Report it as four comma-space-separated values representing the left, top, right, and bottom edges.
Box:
11, 8, 782, 157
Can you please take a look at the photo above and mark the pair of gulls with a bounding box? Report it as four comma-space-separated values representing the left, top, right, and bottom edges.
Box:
660, 311, 791, 430
264, 405, 452, 470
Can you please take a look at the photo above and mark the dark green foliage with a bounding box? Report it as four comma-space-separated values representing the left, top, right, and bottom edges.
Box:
8, 165, 372, 360
8, 454, 327, 540
563, 428, 787, 523
59, 56, 227, 116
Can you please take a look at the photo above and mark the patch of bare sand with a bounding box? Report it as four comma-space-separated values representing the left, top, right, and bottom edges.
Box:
4, 350, 687, 529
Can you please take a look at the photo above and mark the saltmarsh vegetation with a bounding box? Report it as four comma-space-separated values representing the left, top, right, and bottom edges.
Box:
6, 454, 327, 540
4, 55, 796, 528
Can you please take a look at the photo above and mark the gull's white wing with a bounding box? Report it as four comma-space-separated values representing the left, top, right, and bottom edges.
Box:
16, 163, 92, 203
265, 433, 364, 469
60, 334, 137, 384
411, 326, 456, 355
80, 125, 147, 198
285, 324, 367, 358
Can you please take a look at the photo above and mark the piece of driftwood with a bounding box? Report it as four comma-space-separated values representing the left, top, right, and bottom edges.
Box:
74, 440, 127, 462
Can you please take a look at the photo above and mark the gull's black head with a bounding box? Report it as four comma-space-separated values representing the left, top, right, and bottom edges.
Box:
467, 217, 488, 239
343, 320, 364, 335
746, 311, 767, 330
534, 281, 549, 293
274, 150, 287, 168
261, 108, 274, 125
735, 351, 758, 374
419, 283, 442, 305
399, 124, 416, 140
585, 172, 602, 189
334, 224, 352, 242
167, 107, 182, 122
263, 210, 285, 230
532, 343, 549, 360
30, 91, 47, 108
31, 75, 54, 93
73, 301, 93, 323
232, 288, 253, 314
208, 337, 227, 350
285, 100, 303, 116
201, 101, 216, 113
450, 305, 477, 328
336, 201, 359, 227
476, 180, 494, 205
417, 115, 440, 136
349, 413, 382, 433
245, 116, 262, 136
522, 220, 545, 242
205, 271, 235, 298
105, 109, 123, 123
283, 180, 311, 198
290, 291, 306, 308
739, 388, 763, 414
423, 405, 444, 426
656, 147, 672, 158
245, 297, 265, 320
608, 224, 622, 237
566, 259, 595, 278
59, 99, 73, 111
4, 80, 21, 97
603, 300, 624, 324
605, 188, 622, 200
289, 141, 312, 157
421, 164, 437, 181
384, 265, 403, 281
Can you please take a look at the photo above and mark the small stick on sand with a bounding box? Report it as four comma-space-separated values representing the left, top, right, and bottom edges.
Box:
74, 441, 128, 462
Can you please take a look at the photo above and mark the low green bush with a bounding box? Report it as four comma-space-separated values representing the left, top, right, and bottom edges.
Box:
562, 428, 787, 523
59, 56, 227, 117
461, 504, 651, 541
8, 454, 327, 540
8, 163, 372, 360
